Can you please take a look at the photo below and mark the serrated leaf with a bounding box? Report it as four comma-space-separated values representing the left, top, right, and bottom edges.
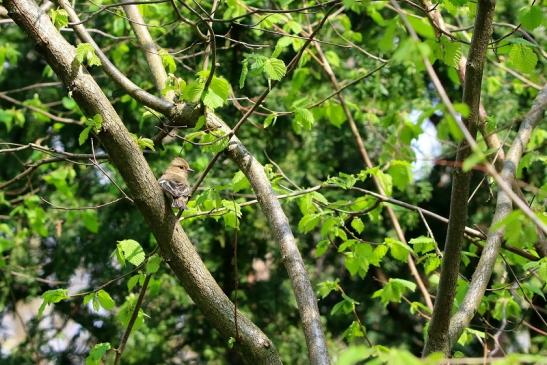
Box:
409, 236, 436, 254
315, 240, 330, 257
293, 108, 315, 132
160, 49, 176, 73
75, 43, 101, 67
39, 289, 69, 316
507, 44, 538, 74
263, 57, 286, 81
49, 8, 68, 29
86, 342, 111, 365
182, 81, 203, 103
317, 280, 339, 298
386, 237, 412, 262
146, 255, 162, 274
97, 289, 115, 310
117, 239, 145, 267
127, 274, 141, 291
137, 137, 155, 151
298, 213, 321, 233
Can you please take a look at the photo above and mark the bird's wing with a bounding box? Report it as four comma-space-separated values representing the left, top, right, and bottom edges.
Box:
158, 178, 191, 198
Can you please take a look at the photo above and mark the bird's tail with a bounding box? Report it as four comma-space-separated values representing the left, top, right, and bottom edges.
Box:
172, 197, 187, 209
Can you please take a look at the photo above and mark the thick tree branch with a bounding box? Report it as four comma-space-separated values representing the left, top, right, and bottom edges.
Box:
121, 0, 171, 98
423, 0, 497, 355
5, 0, 280, 362
448, 85, 547, 346
59, 1, 330, 362
206, 111, 331, 365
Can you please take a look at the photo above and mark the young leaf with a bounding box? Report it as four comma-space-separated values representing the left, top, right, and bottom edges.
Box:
79, 125, 92, 145
97, 289, 115, 310
117, 239, 145, 267
263, 113, 277, 128
507, 44, 538, 74
75, 43, 102, 67
39, 289, 69, 316
239, 59, 248, 88
518, 6, 543, 31
146, 255, 162, 274
263, 57, 287, 81
351, 217, 365, 234
85, 342, 111, 365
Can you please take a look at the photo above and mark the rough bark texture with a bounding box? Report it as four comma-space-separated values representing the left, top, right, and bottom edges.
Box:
423, 0, 497, 356
448, 86, 547, 346
57, 1, 330, 361
5, 0, 281, 362
206, 112, 330, 365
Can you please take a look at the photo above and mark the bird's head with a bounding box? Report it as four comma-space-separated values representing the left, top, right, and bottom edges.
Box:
169, 157, 194, 172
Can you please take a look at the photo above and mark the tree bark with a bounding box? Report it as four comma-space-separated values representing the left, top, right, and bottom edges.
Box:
5, 0, 280, 362
423, 0, 497, 356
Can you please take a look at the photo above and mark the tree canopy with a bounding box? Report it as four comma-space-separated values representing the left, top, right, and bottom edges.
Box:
0, 0, 546, 364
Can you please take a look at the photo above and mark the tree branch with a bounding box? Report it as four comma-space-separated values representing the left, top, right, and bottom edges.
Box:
448, 85, 547, 347
5, 0, 280, 362
422, 0, 497, 355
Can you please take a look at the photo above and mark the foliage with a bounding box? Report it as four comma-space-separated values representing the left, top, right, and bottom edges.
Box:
0, 0, 545, 363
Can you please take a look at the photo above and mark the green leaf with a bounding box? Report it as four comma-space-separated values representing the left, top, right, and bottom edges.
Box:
372, 278, 416, 306
204, 75, 231, 108
75, 43, 102, 67
82, 210, 99, 233
86, 343, 111, 365
39, 289, 69, 316
386, 237, 412, 262
263, 113, 277, 128
117, 239, 145, 267
407, 16, 435, 38
137, 137, 155, 151
342, 321, 365, 342
182, 81, 204, 103
351, 217, 364, 234
324, 103, 346, 128
317, 280, 339, 298
298, 213, 321, 233
231, 171, 250, 192
462, 149, 486, 172
315, 240, 330, 257
97, 289, 115, 310
49, 8, 69, 29
79, 126, 92, 145
507, 44, 538, 74
127, 274, 141, 291
159, 49, 176, 73
239, 59, 249, 88
518, 6, 543, 31
423, 254, 441, 274
146, 255, 162, 274
388, 160, 412, 191
263, 57, 287, 81
409, 236, 436, 254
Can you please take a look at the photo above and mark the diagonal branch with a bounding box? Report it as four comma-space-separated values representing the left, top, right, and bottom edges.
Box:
448, 85, 547, 346
5, 0, 280, 362
59, 1, 330, 362
420, 0, 497, 355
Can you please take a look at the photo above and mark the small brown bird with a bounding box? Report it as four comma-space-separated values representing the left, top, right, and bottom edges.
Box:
158, 157, 193, 210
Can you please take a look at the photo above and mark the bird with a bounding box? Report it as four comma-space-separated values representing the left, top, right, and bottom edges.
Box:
158, 157, 193, 211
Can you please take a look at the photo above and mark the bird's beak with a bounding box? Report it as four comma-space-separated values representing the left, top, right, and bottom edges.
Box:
187, 167, 194, 172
